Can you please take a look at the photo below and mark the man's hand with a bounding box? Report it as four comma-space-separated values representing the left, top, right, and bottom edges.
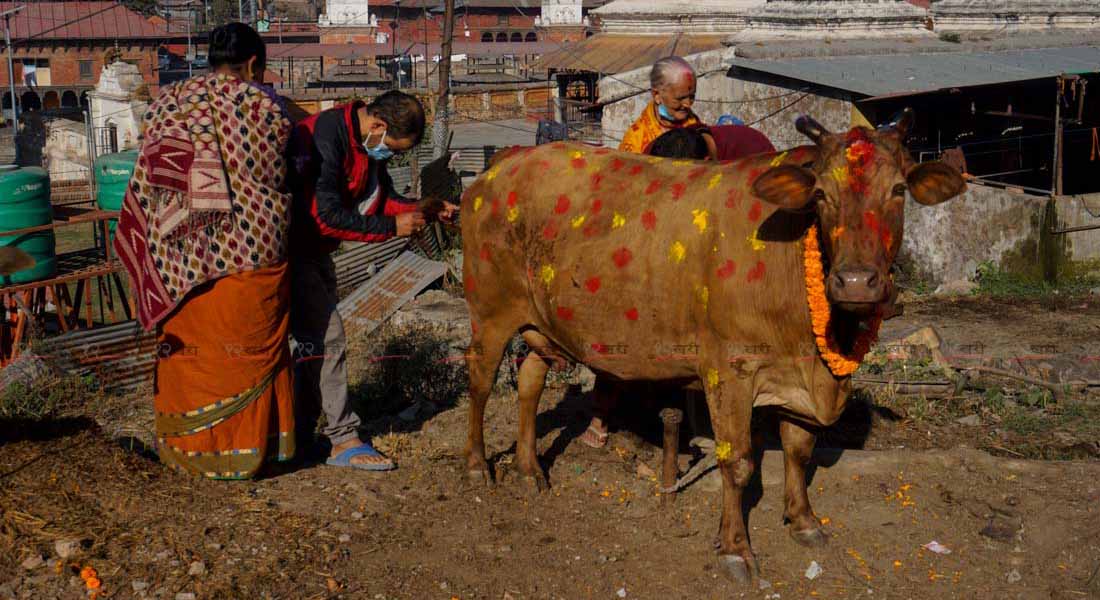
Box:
395, 211, 426, 237
438, 201, 459, 223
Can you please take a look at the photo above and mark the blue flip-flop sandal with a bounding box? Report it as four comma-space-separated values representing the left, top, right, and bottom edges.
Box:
326, 442, 396, 471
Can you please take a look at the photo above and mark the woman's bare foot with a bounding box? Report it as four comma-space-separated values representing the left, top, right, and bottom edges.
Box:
579, 418, 609, 449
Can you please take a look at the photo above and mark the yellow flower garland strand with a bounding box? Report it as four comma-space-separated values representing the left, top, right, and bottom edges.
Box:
803, 225, 882, 377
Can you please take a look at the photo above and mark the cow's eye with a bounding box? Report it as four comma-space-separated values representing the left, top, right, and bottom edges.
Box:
892, 184, 907, 197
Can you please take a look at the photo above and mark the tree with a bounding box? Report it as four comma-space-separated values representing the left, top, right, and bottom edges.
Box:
121, 0, 159, 16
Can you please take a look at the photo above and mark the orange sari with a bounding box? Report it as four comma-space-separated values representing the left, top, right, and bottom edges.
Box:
618, 101, 702, 154
154, 263, 294, 479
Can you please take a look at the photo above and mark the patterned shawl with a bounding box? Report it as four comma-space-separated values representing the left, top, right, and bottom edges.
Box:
617, 101, 702, 155
115, 73, 293, 330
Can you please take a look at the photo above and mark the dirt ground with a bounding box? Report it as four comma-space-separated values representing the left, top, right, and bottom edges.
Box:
2, 293, 1100, 600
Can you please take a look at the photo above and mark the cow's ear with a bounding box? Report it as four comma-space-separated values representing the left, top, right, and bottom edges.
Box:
752, 165, 817, 211
907, 160, 966, 206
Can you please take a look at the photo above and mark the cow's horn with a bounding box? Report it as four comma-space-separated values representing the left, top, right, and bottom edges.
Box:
795, 115, 829, 145
879, 108, 915, 138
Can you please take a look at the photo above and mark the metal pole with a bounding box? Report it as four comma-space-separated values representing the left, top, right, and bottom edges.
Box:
431, 0, 453, 159
392, 0, 400, 89
187, 4, 193, 78
2, 7, 23, 164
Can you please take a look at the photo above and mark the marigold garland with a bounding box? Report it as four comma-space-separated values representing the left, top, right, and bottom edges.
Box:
803, 224, 882, 377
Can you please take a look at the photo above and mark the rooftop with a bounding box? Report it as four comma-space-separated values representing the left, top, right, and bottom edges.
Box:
0, 1, 167, 40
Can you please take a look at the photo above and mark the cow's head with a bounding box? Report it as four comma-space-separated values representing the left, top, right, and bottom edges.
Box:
751, 109, 966, 313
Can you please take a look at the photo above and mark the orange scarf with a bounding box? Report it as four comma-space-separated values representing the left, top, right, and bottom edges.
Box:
618, 101, 701, 154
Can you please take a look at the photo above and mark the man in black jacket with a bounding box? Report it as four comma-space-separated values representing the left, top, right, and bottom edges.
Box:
287, 91, 455, 470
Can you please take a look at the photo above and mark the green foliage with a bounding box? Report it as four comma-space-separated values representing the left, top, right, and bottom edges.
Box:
975, 260, 1100, 297
0, 374, 94, 421
121, 0, 159, 16
350, 323, 466, 420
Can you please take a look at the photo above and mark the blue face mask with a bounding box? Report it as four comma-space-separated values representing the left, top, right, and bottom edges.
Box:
657, 103, 684, 123
364, 129, 394, 161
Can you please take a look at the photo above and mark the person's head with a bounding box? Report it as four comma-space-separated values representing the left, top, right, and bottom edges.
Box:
647, 127, 710, 160
360, 91, 426, 158
649, 56, 697, 123
208, 23, 266, 83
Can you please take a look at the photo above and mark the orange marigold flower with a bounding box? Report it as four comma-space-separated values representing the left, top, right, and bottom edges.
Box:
80, 566, 97, 581
85, 577, 101, 590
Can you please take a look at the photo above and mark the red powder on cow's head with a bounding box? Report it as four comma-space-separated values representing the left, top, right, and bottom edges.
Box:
670, 182, 687, 200
554, 195, 571, 214
611, 158, 625, 172
629, 164, 644, 176
641, 210, 657, 230
508, 164, 520, 177
747, 260, 766, 282
747, 200, 763, 222
479, 243, 492, 262
572, 157, 587, 169
590, 199, 603, 214
542, 221, 560, 240
585, 276, 601, 293
862, 210, 880, 233
687, 165, 707, 180
507, 191, 519, 207
645, 180, 664, 195
624, 307, 639, 321
556, 306, 575, 320
612, 247, 633, 268
490, 197, 501, 216
717, 260, 736, 279
464, 274, 477, 293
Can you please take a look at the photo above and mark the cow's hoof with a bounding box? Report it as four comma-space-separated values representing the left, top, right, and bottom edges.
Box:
467, 468, 493, 487
521, 473, 549, 493
790, 526, 827, 548
717, 554, 756, 585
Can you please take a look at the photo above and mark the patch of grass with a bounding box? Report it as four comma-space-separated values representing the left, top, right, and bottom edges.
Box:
349, 322, 467, 420
0, 373, 95, 420
975, 260, 1100, 297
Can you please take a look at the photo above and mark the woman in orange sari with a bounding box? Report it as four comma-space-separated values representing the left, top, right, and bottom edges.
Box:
617, 56, 703, 155
115, 23, 295, 479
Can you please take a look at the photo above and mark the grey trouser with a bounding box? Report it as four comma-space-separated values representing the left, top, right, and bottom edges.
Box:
290, 253, 361, 447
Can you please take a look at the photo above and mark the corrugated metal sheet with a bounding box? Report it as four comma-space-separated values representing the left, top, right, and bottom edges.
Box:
333, 237, 410, 295
35, 320, 157, 396
533, 33, 727, 74
337, 251, 449, 337
728, 45, 1100, 99
1, 2, 168, 40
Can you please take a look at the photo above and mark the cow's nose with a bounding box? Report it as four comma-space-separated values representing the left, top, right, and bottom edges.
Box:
827, 268, 886, 304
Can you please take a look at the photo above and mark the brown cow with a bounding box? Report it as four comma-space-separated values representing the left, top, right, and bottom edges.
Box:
459, 110, 965, 584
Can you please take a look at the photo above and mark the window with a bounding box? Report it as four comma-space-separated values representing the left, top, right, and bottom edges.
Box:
481, 31, 493, 42
495, 32, 507, 42
497, 14, 509, 26
20, 58, 50, 86
525, 31, 537, 42
79, 60, 93, 79
510, 32, 521, 42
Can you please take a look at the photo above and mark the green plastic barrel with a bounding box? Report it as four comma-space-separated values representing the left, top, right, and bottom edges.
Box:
95, 150, 138, 239
0, 165, 55, 286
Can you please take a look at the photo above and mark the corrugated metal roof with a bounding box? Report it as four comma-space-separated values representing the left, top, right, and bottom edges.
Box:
533, 33, 727, 73
337, 250, 449, 337
0, 2, 167, 40
728, 45, 1100, 98
268, 41, 556, 59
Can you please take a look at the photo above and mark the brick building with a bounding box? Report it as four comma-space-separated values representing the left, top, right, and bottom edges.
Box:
0, 2, 166, 120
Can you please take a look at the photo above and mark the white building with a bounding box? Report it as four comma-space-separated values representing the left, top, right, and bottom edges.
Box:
318, 0, 377, 28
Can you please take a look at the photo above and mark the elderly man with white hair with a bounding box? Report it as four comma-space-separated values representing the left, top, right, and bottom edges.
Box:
618, 56, 703, 155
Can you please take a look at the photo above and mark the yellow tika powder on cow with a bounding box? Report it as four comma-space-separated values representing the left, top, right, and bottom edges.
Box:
696, 285, 709, 310
707, 172, 722, 190
831, 166, 848, 184
611, 212, 626, 229
669, 241, 687, 263
472, 196, 483, 212
747, 229, 766, 251
507, 207, 520, 222
691, 209, 708, 232
706, 368, 720, 389
540, 264, 555, 287
485, 165, 501, 181
769, 151, 789, 167
571, 214, 586, 228
715, 441, 732, 462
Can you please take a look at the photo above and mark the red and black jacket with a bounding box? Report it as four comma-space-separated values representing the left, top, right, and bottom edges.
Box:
287, 101, 419, 255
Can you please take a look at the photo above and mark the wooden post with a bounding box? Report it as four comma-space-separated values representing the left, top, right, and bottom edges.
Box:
431, 0, 454, 159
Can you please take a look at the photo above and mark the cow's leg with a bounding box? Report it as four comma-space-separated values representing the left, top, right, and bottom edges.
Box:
779, 417, 826, 547
514, 329, 554, 491
705, 375, 758, 584
465, 321, 514, 485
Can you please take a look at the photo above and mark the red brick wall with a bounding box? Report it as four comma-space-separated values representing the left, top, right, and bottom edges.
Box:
0, 45, 157, 88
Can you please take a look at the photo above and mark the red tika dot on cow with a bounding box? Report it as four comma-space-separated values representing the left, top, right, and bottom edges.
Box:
717, 260, 737, 279
612, 247, 633, 268
590, 199, 603, 215
556, 306, 575, 320
554, 195, 571, 214
610, 157, 625, 172
507, 191, 519, 208
687, 165, 708, 180
670, 182, 687, 200
464, 274, 477, 293
747, 201, 763, 222
624, 307, 639, 321
747, 260, 766, 283
542, 221, 560, 240
591, 172, 604, 192
479, 243, 492, 262
572, 157, 587, 169
629, 164, 644, 176
641, 211, 657, 230
645, 180, 664, 195
726, 189, 741, 209
585, 277, 601, 293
